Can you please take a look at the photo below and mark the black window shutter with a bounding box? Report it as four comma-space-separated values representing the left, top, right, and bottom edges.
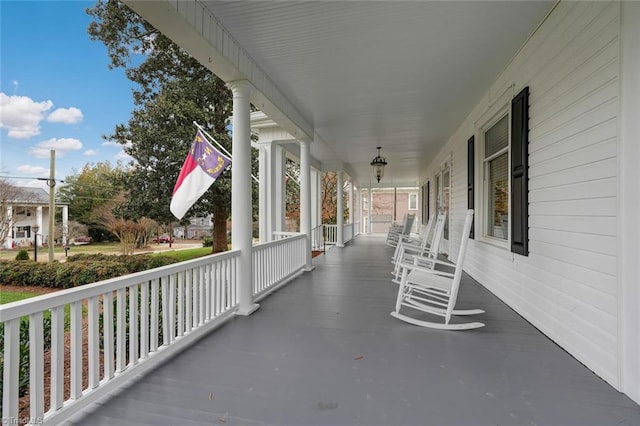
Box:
510, 86, 529, 256
427, 181, 430, 220
467, 136, 475, 239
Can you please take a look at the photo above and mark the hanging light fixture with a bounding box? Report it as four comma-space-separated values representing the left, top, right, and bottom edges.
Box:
370, 146, 388, 183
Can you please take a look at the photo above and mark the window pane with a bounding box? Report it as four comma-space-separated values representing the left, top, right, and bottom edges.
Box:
485, 115, 509, 158
488, 152, 509, 239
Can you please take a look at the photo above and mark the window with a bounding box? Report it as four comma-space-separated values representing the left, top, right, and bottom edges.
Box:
484, 114, 509, 241
477, 86, 529, 253
408, 193, 418, 210
363, 194, 369, 212
15, 226, 31, 238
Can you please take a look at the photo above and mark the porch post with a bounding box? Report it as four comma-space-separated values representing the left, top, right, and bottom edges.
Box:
229, 80, 258, 316
274, 145, 286, 233
5, 206, 12, 249
62, 205, 68, 246
336, 170, 344, 247
300, 140, 313, 270
348, 180, 354, 224
357, 187, 362, 235
368, 185, 373, 234
258, 144, 271, 243
36, 206, 43, 247
310, 168, 319, 231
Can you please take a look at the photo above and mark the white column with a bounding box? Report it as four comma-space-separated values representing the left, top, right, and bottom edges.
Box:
357, 187, 362, 235
62, 206, 68, 246
300, 140, 313, 270
368, 186, 373, 234
620, 0, 640, 404
336, 170, 344, 247
258, 144, 270, 243
348, 181, 354, 224
310, 168, 319, 231
5, 206, 13, 249
229, 80, 258, 316
36, 207, 43, 247
274, 145, 286, 233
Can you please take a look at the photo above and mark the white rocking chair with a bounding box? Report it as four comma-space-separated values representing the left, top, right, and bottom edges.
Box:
385, 213, 416, 247
390, 210, 484, 330
391, 213, 446, 284
391, 213, 435, 264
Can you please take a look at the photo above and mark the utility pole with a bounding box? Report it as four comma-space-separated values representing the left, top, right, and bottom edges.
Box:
48, 150, 56, 262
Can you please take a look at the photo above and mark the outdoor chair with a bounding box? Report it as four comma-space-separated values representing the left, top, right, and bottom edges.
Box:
390, 210, 484, 330
385, 213, 416, 247
391, 213, 435, 263
391, 213, 445, 284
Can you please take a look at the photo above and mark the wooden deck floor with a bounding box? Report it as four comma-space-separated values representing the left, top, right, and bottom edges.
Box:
69, 236, 640, 426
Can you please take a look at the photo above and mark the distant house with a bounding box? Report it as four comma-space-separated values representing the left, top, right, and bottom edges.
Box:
361, 188, 419, 234
173, 216, 214, 239
2, 187, 69, 249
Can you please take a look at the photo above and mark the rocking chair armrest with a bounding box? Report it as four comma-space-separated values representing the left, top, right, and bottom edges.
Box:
399, 241, 423, 251
399, 262, 455, 278
410, 255, 455, 268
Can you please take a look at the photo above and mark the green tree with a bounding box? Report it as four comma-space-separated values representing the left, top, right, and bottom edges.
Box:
87, 0, 234, 252
58, 161, 127, 242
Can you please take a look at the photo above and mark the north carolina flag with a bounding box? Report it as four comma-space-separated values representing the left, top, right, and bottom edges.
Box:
170, 129, 231, 220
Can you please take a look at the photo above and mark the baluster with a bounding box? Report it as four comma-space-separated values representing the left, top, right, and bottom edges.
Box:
70, 300, 83, 399
2, 318, 19, 421
140, 281, 149, 358
88, 296, 100, 388
29, 312, 44, 419
103, 292, 114, 380
50, 305, 65, 411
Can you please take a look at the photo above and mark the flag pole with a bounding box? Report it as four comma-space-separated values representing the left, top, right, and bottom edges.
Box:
193, 121, 260, 184
193, 121, 233, 160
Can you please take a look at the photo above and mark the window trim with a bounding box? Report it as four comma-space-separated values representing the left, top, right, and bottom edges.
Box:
478, 104, 510, 249
408, 193, 418, 210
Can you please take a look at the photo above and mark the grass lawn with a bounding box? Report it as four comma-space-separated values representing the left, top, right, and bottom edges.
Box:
154, 246, 212, 262
0, 289, 45, 304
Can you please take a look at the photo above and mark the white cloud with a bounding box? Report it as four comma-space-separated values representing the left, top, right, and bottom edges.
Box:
12, 81, 19, 93
115, 149, 134, 162
29, 147, 56, 159
47, 107, 83, 124
101, 141, 120, 147
17, 164, 49, 177
0, 92, 53, 139
29, 137, 83, 158
84, 149, 98, 156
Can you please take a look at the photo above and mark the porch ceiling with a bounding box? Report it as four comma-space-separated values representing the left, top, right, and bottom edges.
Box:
130, 1, 556, 187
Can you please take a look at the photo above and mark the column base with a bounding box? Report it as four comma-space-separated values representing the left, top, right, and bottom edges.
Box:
337, 243, 345, 248
236, 303, 260, 316
304, 265, 316, 272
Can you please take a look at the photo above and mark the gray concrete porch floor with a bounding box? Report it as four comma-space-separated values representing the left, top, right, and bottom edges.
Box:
70, 236, 640, 426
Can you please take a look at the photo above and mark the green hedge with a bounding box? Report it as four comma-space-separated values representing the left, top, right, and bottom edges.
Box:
0, 254, 180, 289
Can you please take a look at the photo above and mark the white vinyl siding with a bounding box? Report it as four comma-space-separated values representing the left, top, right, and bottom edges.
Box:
421, 1, 620, 386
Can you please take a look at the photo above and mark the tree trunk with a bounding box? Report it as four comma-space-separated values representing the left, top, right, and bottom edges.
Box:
212, 206, 228, 253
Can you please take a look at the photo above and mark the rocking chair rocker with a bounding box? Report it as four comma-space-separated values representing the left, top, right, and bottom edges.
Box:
390, 210, 484, 330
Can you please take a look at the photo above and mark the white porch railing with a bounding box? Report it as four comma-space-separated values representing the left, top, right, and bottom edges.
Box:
324, 224, 337, 244
0, 235, 308, 425
311, 224, 325, 252
252, 234, 306, 299
324, 223, 358, 245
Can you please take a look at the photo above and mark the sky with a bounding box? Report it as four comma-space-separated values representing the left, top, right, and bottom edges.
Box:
0, 0, 137, 191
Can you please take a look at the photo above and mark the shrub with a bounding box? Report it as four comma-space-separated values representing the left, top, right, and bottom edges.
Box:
15, 249, 29, 261
202, 236, 213, 247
